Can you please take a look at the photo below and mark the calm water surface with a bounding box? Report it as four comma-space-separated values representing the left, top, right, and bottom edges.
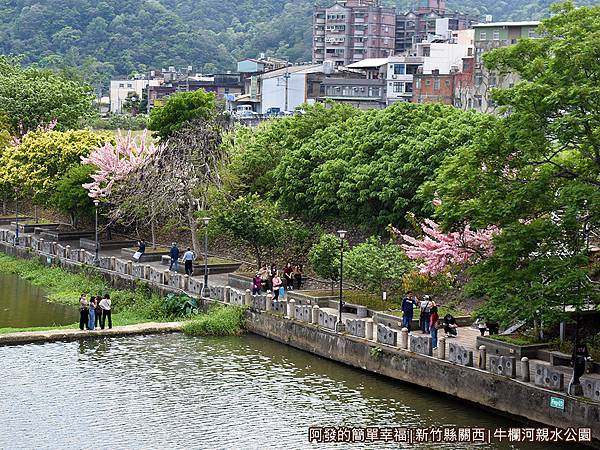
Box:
0, 273, 78, 328
0, 333, 580, 450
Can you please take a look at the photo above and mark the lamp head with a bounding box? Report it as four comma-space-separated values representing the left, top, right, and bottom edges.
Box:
337, 230, 347, 240
93, 199, 100, 207
201, 217, 210, 226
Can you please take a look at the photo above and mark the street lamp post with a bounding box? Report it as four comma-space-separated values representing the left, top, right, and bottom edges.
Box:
201, 217, 210, 296
14, 190, 19, 246
94, 199, 100, 265
337, 230, 347, 332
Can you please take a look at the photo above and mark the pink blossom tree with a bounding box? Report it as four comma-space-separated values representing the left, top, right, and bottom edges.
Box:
81, 130, 158, 199
392, 219, 499, 276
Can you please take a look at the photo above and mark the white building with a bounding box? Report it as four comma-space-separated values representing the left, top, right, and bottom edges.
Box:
258, 64, 324, 113
109, 79, 161, 114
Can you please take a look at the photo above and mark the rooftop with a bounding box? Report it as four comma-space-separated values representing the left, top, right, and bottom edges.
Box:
259, 64, 324, 79
473, 21, 540, 28
346, 58, 389, 69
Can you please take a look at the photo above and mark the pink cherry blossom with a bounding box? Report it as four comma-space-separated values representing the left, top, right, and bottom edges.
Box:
392, 219, 499, 275
81, 129, 158, 199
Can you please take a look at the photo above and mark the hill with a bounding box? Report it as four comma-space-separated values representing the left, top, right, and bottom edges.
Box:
0, 0, 597, 90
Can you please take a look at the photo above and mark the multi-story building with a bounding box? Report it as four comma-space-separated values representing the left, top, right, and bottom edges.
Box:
467, 21, 539, 112
395, 0, 476, 54
413, 69, 455, 104
110, 78, 161, 114
313, 0, 396, 67
322, 58, 388, 108
385, 56, 423, 103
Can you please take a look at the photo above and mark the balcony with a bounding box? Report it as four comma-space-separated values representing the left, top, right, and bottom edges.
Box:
354, 30, 364, 36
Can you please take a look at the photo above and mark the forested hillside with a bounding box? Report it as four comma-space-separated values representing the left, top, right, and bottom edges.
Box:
0, 0, 597, 90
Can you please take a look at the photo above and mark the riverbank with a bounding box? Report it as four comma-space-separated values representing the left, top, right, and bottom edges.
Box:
0, 235, 599, 444
0, 322, 183, 346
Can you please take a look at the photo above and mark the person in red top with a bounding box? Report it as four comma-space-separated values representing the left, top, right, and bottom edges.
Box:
283, 262, 294, 290
429, 301, 439, 350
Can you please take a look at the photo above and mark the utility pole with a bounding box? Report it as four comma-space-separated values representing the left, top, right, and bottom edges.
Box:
284, 58, 290, 112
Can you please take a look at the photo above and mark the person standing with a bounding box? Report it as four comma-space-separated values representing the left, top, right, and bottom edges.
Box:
429, 302, 439, 350
183, 247, 195, 276
401, 291, 417, 332
79, 294, 89, 331
259, 264, 270, 292
169, 242, 180, 272
283, 262, 294, 290
99, 294, 112, 330
293, 264, 303, 290
419, 295, 431, 334
88, 296, 97, 331
570, 339, 591, 391
134, 239, 146, 262
95, 293, 103, 328
272, 272, 283, 300
252, 273, 262, 295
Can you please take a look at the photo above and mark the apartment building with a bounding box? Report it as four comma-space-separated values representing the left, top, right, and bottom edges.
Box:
313, 0, 396, 67
395, 0, 476, 54
467, 21, 539, 112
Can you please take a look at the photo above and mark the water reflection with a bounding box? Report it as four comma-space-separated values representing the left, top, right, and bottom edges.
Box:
0, 333, 583, 449
0, 273, 77, 328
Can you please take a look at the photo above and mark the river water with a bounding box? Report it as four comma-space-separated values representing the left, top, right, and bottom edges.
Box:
0, 273, 78, 328
0, 333, 578, 450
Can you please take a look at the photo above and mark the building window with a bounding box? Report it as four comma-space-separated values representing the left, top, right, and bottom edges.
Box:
422, 46, 431, 57
493, 30, 500, 40
445, 79, 450, 87
393, 64, 405, 75
405, 82, 413, 93
479, 32, 487, 41
119, 83, 125, 88
393, 82, 404, 93
528, 29, 537, 38
425, 79, 431, 86
434, 79, 440, 91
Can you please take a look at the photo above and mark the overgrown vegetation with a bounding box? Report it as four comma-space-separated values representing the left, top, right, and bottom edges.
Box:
182, 305, 246, 336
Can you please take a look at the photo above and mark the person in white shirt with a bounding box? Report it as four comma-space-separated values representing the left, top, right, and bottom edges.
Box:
99, 293, 112, 329
183, 248, 195, 276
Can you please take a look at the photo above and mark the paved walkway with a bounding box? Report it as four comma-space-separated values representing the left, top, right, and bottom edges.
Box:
0, 322, 183, 346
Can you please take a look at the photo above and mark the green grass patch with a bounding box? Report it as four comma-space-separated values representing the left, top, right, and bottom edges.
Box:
182, 305, 246, 336
488, 334, 538, 346
0, 252, 193, 333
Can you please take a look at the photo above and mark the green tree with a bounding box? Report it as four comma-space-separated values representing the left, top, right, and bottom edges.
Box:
430, 3, 600, 327
0, 130, 110, 204
210, 194, 286, 268
0, 56, 93, 135
149, 89, 216, 140
346, 236, 415, 293
308, 233, 348, 283
51, 164, 96, 227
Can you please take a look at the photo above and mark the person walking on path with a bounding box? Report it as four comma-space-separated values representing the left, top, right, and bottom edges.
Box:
95, 293, 103, 328
134, 240, 146, 262
99, 294, 112, 330
401, 291, 417, 332
169, 242, 180, 272
283, 262, 294, 290
183, 247, 195, 276
419, 295, 431, 334
272, 272, 283, 300
79, 293, 89, 330
429, 302, 439, 350
88, 296, 97, 331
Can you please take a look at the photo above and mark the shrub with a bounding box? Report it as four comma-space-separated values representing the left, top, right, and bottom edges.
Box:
182, 305, 246, 336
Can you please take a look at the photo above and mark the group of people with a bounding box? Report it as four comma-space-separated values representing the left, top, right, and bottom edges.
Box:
252, 263, 304, 300
168, 243, 196, 276
401, 291, 458, 350
79, 293, 112, 331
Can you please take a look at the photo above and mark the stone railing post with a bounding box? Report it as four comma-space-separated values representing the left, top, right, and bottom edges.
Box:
225, 286, 231, 303
311, 304, 319, 323
438, 336, 446, 360
145, 264, 151, 280
182, 275, 189, 291
126, 261, 132, 275
521, 357, 530, 382
244, 289, 252, 306
51, 241, 57, 255
400, 328, 409, 350
365, 319, 374, 341
478, 345, 487, 370
163, 269, 170, 285
287, 299, 296, 319
39, 238, 44, 252
65, 245, 71, 259
266, 293, 273, 312
110, 256, 116, 271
